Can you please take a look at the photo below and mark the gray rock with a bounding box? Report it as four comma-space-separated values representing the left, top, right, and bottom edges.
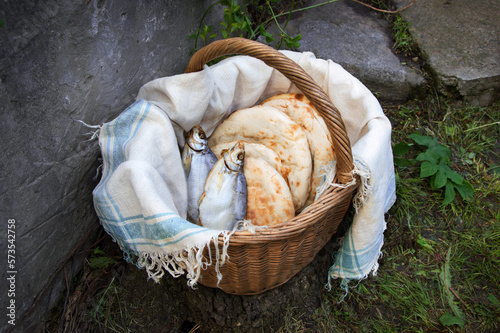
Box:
395, 0, 500, 106
260, 0, 426, 102
0, 1, 222, 331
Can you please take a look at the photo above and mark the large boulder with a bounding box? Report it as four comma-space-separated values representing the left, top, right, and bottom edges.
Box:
395, 0, 500, 105
259, 0, 427, 102
0, 1, 222, 331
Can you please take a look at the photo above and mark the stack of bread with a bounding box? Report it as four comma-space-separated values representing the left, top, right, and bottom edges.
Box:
208, 93, 336, 227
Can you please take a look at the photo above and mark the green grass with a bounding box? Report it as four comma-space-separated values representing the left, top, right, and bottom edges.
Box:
390, 15, 418, 56
304, 98, 500, 332
84, 278, 133, 333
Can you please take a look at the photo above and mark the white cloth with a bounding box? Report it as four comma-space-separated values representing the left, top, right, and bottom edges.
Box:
93, 50, 396, 288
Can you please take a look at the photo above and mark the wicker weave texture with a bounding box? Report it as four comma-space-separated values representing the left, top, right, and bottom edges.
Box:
200, 186, 355, 295
185, 38, 357, 295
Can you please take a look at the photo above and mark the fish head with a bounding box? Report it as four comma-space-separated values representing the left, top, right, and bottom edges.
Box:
222, 141, 245, 172
186, 125, 208, 151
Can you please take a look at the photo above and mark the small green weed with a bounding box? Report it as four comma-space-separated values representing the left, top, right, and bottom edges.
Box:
391, 14, 418, 56
394, 133, 474, 205
189, 0, 305, 53
189, 0, 351, 53
87, 246, 119, 269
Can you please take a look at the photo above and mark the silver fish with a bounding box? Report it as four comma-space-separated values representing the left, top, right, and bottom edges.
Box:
198, 141, 247, 230
182, 125, 218, 223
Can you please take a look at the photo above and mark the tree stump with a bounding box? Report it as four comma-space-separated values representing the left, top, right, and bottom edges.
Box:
112, 212, 353, 332
175, 238, 340, 332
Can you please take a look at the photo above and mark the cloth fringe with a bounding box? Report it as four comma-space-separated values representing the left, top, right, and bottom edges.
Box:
133, 231, 234, 288
320, 158, 378, 301
132, 220, 272, 287
325, 245, 384, 303
351, 159, 372, 212
76, 119, 103, 180
236, 219, 269, 234
315, 158, 372, 210
75, 119, 101, 141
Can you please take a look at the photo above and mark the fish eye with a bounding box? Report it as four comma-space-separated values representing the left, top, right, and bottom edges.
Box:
237, 153, 244, 160
199, 133, 205, 139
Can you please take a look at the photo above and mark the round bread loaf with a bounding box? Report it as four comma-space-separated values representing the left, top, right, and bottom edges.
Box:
211, 141, 285, 179
208, 105, 312, 211
244, 157, 295, 227
261, 94, 336, 209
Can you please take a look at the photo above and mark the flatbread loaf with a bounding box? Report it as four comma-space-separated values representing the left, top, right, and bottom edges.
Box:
208, 105, 312, 211
261, 93, 330, 134
261, 94, 336, 208
211, 141, 285, 179
244, 157, 295, 227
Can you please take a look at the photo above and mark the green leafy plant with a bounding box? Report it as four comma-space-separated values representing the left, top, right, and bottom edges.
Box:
87, 246, 119, 270
219, 0, 254, 39
188, 0, 324, 53
264, 0, 302, 49
391, 14, 417, 56
394, 133, 474, 205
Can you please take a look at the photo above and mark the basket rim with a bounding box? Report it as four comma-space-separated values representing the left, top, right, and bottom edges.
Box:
214, 181, 358, 244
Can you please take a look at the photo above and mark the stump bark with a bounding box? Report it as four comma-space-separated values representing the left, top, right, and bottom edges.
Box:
101, 211, 353, 332
176, 238, 340, 332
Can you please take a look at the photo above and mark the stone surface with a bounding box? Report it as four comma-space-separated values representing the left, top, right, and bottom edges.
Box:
0, 1, 222, 331
395, 0, 500, 105
261, 0, 427, 102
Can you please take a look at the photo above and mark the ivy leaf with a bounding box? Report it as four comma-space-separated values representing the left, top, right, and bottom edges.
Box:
454, 180, 474, 201
394, 157, 416, 168
409, 133, 438, 147
432, 144, 451, 161
420, 160, 439, 178
393, 141, 412, 156
93, 246, 105, 255
439, 312, 465, 328
259, 24, 274, 43
188, 32, 198, 40
285, 34, 302, 49
410, 134, 450, 160
434, 165, 448, 189
444, 168, 464, 185
88, 256, 117, 269
416, 150, 439, 164
443, 181, 456, 205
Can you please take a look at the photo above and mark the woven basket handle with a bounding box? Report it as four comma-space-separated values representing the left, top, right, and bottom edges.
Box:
185, 37, 354, 184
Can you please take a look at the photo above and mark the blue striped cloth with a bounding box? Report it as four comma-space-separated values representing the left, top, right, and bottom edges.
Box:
327, 115, 397, 297
93, 100, 224, 284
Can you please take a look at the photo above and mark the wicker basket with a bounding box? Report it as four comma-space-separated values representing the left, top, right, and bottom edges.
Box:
185, 38, 357, 295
